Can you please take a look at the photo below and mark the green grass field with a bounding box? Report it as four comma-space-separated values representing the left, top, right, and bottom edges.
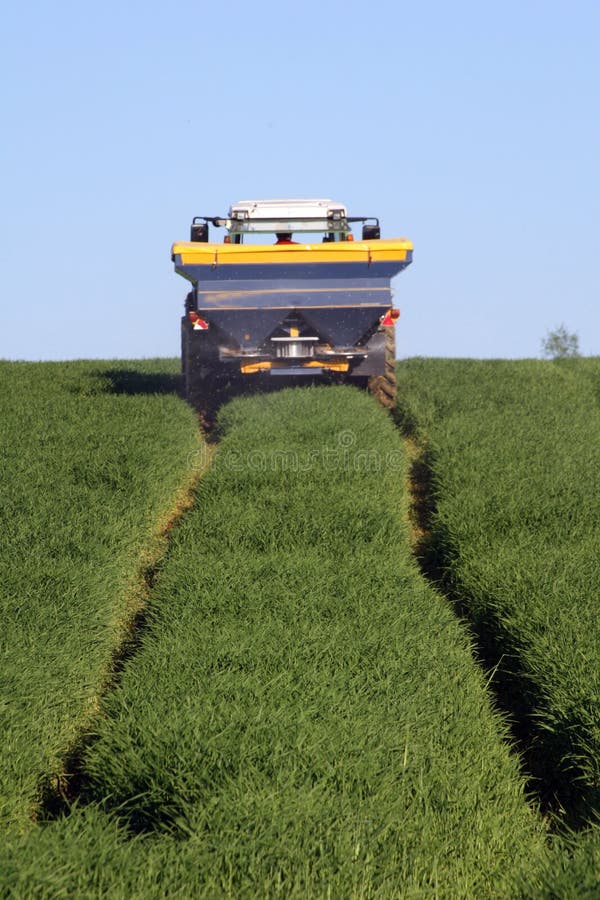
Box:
7, 356, 600, 895
0, 370, 549, 896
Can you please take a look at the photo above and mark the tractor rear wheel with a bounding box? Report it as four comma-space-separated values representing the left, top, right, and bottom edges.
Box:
181, 317, 222, 427
367, 327, 397, 409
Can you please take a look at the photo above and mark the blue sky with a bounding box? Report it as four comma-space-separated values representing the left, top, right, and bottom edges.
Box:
1, 0, 598, 360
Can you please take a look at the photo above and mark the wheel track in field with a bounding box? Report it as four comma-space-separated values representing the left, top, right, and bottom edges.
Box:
39, 429, 216, 821
397, 417, 557, 821
397, 410, 600, 830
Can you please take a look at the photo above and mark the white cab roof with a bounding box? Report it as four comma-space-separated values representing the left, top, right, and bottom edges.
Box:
227, 199, 348, 233
230, 199, 347, 219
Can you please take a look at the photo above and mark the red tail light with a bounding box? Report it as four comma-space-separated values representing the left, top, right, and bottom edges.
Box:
380, 308, 400, 326
188, 312, 209, 330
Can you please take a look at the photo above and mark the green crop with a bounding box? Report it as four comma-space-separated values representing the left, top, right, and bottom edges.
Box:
1, 385, 548, 897
396, 357, 600, 828
0, 359, 200, 830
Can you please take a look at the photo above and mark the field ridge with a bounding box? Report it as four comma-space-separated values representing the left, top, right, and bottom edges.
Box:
40, 441, 215, 821
0, 359, 203, 830
395, 412, 550, 816
395, 357, 600, 830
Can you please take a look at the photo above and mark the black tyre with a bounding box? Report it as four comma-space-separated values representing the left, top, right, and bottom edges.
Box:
181, 317, 222, 426
367, 327, 397, 409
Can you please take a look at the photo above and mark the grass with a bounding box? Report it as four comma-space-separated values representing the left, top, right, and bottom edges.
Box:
0, 359, 201, 831
1, 385, 549, 897
395, 357, 600, 825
